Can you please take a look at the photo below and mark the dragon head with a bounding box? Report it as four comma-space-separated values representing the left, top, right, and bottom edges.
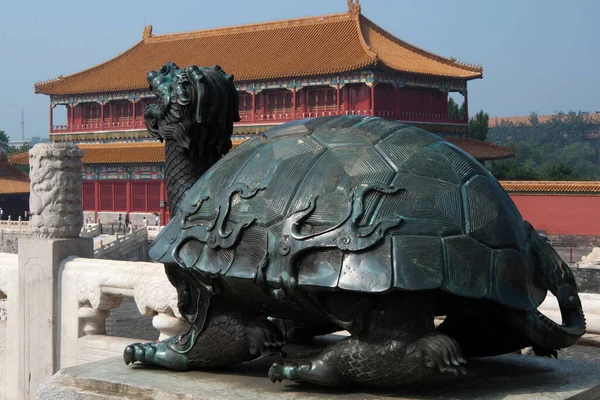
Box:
144, 62, 240, 155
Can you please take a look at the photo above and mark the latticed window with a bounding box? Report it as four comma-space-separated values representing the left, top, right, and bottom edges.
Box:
132, 182, 146, 212
114, 182, 127, 211
147, 182, 161, 211
99, 182, 114, 211
239, 93, 253, 112
308, 88, 336, 111
114, 100, 133, 121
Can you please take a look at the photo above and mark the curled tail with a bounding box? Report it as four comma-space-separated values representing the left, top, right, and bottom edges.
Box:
519, 222, 585, 349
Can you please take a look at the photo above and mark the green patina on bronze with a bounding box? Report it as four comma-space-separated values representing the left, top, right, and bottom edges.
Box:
124, 63, 585, 389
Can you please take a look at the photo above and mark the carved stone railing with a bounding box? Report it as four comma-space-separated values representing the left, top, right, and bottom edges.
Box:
80, 223, 101, 238
146, 225, 164, 241
59, 257, 187, 368
0, 253, 19, 400
93, 226, 148, 259
0, 220, 29, 232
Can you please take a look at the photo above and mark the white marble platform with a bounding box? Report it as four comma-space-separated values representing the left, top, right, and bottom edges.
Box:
38, 353, 600, 400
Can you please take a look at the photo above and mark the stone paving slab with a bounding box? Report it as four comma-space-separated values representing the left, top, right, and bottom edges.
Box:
38, 354, 600, 400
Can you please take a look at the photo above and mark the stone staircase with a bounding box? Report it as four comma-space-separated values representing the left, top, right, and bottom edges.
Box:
93, 227, 149, 261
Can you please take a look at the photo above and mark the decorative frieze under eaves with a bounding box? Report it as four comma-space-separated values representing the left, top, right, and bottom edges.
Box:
82, 164, 164, 181
50, 71, 468, 105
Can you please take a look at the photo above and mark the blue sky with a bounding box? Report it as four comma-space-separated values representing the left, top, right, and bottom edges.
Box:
0, 0, 598, 141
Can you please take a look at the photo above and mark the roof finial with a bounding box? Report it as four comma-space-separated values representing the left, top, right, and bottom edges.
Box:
347, 0, 361, 16
143, 24, 153, 40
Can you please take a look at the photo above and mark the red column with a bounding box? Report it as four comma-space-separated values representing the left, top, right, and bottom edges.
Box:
112, 182, 116, 212
300, 88, 306, 116
126, 180, 131, 214
110, 101, 114, 125
94, 180, 100, 222
131, 99, 136, 128
463, 91, 469, 122
251, 89, 256, 123
292, 87, 297, 120
159, 179, 166, 225
336, 84, 341, 115
100, 102, 104, 130
49, 104, 53, 133
70, 104, 75, 130
370, 84, 375, 116
343, 86, 349, 114
260, 92, 266, 116
395, 87, 401, 120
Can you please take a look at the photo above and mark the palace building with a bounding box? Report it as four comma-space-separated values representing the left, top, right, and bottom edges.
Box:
0, 152, 30, 220
29, 1, 513, 224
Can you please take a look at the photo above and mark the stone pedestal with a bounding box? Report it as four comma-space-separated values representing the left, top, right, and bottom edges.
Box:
17, 238, 93, 400
37, 354, 600, 400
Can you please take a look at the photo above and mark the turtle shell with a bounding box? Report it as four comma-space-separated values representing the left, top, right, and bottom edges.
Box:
154, 116, 546, 314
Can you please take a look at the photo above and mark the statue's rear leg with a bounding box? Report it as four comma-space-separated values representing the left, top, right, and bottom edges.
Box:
269, 294, 466, 388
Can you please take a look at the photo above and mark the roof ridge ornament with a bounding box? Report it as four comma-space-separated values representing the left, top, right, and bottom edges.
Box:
143, 24, 153, 40
347, 0, 361, 16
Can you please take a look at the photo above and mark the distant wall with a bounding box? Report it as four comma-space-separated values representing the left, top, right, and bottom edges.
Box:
510, 195, 600, 236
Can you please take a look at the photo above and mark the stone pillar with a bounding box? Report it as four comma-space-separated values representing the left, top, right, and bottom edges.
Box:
16, 143, 93, 399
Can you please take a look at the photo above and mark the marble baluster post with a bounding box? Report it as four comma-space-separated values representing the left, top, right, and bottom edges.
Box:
15, 143, 93, 399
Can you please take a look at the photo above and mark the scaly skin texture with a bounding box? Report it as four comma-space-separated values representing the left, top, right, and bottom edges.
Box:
512, 223, 586, 352
124, 299, 284, 369
269, 295, 466, 387
164, 139, 207, 216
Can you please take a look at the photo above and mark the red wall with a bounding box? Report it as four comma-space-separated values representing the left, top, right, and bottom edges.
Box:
510, 195, 600, 235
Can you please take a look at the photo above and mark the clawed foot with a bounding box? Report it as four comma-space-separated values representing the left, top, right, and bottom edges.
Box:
416, 332, 467, 375
124, 339, 189, 370
246, 318, 286, 357
532, 344, 558, 358
269, 359, 300, 383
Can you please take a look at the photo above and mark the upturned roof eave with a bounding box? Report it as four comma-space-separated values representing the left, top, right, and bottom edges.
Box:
34, 39, 147, 95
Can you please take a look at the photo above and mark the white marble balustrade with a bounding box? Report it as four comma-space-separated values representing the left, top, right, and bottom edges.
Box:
0, 253, 18, 400
60, 257, 188, 368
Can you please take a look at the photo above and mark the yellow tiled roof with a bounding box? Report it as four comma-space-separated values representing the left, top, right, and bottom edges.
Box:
8, 139, 248, 165
77, 142, 165, 164
0, 156, 30, 195
445, 137, 514, 161
500, 181, 600, 194
35, 10, 482, 96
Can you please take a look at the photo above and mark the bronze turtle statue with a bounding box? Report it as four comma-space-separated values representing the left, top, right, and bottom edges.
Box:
124, 63, 585, 388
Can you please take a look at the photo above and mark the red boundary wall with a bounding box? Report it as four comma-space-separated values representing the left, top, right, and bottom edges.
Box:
509, 195, 600, 236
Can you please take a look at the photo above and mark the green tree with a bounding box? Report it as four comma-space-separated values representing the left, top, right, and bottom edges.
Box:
7, 143, 30, 155
469, 110, 489, 141
448, 97, 465, 119
0, 130, 9, 151
489, 160, 542, 180
544, 163, 583, 180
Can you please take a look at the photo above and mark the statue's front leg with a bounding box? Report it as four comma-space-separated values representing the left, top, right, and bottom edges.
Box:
124, 265, 284, 370
125, 298, 285, 369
